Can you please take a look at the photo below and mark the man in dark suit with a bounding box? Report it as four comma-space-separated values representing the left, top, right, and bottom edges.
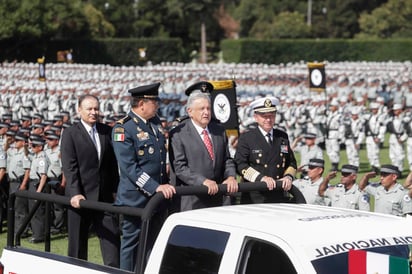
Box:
234, 96, 297, 203
112, 83, 176, 271
61, 94, 120, 267
169, 81, 238, 211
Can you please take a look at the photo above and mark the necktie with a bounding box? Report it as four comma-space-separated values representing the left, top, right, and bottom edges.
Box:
90, 127, 98, 150
266, 132, 272, 144
202, 129, 214, 160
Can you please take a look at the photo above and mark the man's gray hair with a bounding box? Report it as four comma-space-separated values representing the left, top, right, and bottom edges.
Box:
186, 91, 211, 109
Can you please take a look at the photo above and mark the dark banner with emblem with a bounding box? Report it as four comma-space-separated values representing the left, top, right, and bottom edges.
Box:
209, 80, 239, 135
308, 62, 326, 92
37, 56, 46, 81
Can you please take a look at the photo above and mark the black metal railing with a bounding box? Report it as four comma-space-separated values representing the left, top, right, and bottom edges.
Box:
7, 182, 305, 274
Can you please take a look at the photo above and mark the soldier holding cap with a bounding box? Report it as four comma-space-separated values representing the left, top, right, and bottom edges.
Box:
319, 164, 370, 211
293, 158, 326, 205
235, 96, 297, 203
112, 82, 175, 271
359, 164, 412, 216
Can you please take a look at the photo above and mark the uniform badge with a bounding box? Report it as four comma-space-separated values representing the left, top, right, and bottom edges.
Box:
39, 160, 45, 166
0, 154, 5, 160
148, 147, 154, 154
138, 150, 144, 156
403, 195, 411, 202
280, 145, 288, 153
114, 127, 125, 142
137, 132, 149, 141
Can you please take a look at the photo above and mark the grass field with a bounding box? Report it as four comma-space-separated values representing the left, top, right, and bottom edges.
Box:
0, 133, 410, 266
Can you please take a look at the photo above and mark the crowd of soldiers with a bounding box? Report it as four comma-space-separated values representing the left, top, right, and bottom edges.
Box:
1, 60, 412, 237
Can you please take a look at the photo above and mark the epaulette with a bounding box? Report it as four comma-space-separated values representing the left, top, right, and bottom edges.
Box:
116, 115, 131, 125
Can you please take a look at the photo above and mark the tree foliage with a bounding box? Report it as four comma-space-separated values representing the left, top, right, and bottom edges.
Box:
357, 0, 412, 38
0, 0, 114, 40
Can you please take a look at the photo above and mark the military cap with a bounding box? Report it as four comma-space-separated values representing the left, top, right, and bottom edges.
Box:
44, 130, 55, 136
19, 128, 31, 134
380, 164, 400, 176
30, 133, 43, 140
32, 113, 44, 120
9, 120, 20, 127
329, 98, 339, 107
15, 132, 27, 142
31, 138, 45, 146
341, 164, 358, 174
2, 113, 12, 120
250, 97, 279, 113
45, 133, 60, 140
0, 122, 9, 128
105, 116, 116, 123
308, 158, 324, 168
393, 103, 403, 111
43, 120, 53, 126
62, 122, 72, 128
185, 81, 214, 96
50, 125, 62, 131
32, 123, 44, 129
20, 115, 31, 121
6, 130, 16, 136
304, 132, 317, 139
369, 102, 379, 109
128, 82, 160, 100
53, 114, 63, 121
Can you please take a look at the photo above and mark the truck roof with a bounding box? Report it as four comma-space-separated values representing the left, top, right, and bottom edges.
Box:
167, 203, 412, 260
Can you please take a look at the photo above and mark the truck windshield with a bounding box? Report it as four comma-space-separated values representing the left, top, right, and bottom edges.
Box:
311, 245, 410, 274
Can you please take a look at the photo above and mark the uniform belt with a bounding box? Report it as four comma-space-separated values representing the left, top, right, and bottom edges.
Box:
48, 177, 61, 181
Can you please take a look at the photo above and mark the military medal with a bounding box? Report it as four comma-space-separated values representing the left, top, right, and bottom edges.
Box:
148, 147, 154, 154
137, 132, 149, 141
138, 150, 144, 156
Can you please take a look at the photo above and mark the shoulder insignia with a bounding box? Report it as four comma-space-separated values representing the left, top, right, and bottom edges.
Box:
361, 194, 370, 203
403, 194, 411, 202
117, 116, 131, 125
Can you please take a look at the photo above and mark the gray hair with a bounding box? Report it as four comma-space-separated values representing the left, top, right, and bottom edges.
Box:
186, 91, 211, 109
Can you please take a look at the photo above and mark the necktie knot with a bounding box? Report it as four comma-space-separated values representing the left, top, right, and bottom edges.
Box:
266, 132, 273, 144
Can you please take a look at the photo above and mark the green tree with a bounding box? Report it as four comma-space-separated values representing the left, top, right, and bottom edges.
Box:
0, 0, 114, 40
271, 11, 310, 38
357, 0, 412, 38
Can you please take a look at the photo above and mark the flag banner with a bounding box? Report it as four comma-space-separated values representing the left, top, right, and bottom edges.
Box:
348, 249, 410, 274
37, 56, 46, 81
308, 62, 326, 92
209, 80, 239, 135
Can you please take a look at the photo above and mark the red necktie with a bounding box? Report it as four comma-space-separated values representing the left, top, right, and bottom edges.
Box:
202, 129, 214, 160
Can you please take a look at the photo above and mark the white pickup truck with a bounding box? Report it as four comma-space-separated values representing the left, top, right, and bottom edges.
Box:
1, 182, 411, 273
